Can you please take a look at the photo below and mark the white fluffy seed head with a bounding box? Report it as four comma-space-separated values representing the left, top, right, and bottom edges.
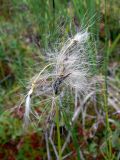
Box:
24, 29, 93, 126
51, 30, 91, 94
73, 31, 89, 43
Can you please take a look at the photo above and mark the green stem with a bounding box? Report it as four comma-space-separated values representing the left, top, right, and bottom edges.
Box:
56, 104, 62, 160
104, 0, 113, 159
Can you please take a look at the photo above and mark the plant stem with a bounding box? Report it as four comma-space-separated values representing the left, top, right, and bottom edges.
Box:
56, 104, 62, 160
104, 0, 113, 159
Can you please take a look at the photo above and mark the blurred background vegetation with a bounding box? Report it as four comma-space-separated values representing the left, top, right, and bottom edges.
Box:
0, 0, 120, 159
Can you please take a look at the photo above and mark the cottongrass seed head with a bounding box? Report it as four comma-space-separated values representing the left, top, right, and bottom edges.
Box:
23, 29, 95, 128
52, 30, 91, 94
